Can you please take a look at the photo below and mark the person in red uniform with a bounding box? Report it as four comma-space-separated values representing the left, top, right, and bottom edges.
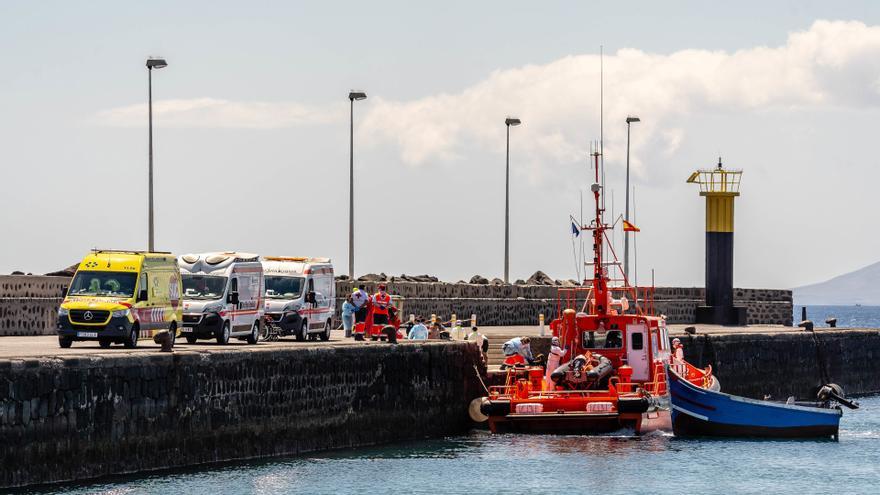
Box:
372, 284, 392, 326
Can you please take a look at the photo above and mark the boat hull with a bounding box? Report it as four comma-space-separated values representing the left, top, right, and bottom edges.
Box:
487, 409, 670, 435
667, 365, 841, 439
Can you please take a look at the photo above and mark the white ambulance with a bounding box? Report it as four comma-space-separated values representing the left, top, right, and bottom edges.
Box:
261, 256, 335, 341
178, 252, 265, 345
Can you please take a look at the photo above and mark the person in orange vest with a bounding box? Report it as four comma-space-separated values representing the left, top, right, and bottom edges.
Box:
371, 284, 393, 326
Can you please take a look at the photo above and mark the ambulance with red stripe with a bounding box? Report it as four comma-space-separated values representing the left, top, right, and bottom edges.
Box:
261, 257, 335, 341
178, 252, 264, 345
56, 250, 182, 348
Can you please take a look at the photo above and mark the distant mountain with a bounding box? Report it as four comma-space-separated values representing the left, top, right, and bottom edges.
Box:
794, 261, 880, 306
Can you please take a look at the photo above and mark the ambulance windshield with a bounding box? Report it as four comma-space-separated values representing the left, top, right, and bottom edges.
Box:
69, 271, 137, 298
181, 274, 227, 300
265, 276, 304, 299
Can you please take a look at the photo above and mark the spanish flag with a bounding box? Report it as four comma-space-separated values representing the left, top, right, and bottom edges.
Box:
622, 220, 640, 232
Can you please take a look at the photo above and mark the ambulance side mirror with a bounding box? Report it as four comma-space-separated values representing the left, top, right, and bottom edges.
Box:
137, 289, 148, 302
227, 292, 239, 305
306, 291, 316, 304
60, 286, 68, 298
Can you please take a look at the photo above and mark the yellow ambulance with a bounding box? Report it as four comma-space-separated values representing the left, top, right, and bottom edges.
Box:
57, 250, 182, 348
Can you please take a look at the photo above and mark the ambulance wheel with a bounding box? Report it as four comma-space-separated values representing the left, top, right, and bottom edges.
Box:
320, 320, 331, 341
124, 325, 139, 349
185, 335, 198, 344
246, 321, 259, 345
295, 321, 307, 342
217, 321, 231, 345
99, 339, 112, 348
59, 336, 73, 348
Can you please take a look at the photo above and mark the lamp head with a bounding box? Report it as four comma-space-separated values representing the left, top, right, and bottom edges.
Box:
349, 91, 367, 101
146, 57, 168, 69
626, 116, 640, 123
505, 117, 521, 126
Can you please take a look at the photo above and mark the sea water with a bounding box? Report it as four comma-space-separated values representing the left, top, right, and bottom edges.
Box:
795, 305, 880, 328
22, 395, 880, 495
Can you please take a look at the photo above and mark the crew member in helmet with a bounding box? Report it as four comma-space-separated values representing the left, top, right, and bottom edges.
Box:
351, 285, 369, 323
544, 336, 567, 389
371, 284, 393, 326
672, 338, 685, 362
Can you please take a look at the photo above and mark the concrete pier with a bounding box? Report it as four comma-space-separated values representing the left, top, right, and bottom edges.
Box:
0, 338, 483, 489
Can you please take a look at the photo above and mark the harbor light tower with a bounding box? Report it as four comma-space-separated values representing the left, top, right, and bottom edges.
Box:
687, 158, 747, 326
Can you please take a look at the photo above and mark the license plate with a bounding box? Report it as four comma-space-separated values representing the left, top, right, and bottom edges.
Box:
77, 332, 98, 338
181, 327, 193, 332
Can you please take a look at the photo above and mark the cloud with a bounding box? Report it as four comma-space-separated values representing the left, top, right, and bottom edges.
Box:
94, 97, 344, 128
360, 20, 880, 172
92, 20, 880, 174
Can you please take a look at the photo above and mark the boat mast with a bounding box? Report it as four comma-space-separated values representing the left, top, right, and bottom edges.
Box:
591, 149, 608, 317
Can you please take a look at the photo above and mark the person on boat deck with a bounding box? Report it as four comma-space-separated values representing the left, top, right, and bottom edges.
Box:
502, 336, 534, 367
371, 284, 393, 326
408, 317, 428, 340
544, 337, 567, 389
672, 338, 685, 362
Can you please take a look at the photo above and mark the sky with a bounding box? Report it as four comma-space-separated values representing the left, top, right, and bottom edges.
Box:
2, 1, 880, 289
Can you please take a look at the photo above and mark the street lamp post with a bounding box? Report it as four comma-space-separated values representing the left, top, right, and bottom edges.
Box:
146, 57, 167, 252
504, 117, 521, 284
348, 91, 367, 279
624, 115, 640, 281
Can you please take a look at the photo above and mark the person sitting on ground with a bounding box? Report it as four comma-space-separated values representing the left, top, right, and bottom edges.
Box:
408, 317, 428, 340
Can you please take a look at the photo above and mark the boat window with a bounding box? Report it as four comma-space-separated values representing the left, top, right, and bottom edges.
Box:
581, 331, 622, 349
631, 332, 644, 350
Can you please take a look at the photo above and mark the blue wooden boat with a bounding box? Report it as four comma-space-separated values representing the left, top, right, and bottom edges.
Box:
667, 365, 855, 439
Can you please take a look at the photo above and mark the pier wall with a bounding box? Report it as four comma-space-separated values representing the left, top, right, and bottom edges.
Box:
679, 329, 880, 399
335, 281, 793, 327
0, 275, 792, 336
0, 275, 67, 337
0, 342, 484, 489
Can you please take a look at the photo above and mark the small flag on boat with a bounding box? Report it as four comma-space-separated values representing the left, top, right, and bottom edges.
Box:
623, 220, 640, 232
571, 221, 580, 237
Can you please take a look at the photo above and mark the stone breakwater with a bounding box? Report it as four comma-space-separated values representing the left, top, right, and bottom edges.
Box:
0, 342, 484, 489
0, 274, 792, 336
492, 329, 880, 399
335, 281, 793, 327
0, 275, 68, 336
679, 329, 880, 399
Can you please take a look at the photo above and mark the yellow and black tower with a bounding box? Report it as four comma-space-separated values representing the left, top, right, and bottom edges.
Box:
687, 159, 747, 326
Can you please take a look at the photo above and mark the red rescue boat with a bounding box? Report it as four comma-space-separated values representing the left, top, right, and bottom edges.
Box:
474, 150, 719, 435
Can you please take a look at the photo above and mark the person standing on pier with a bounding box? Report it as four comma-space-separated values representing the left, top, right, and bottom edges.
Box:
408, 317, 428, 340
371, 284, 392, 326
352, 285, 369, 323
466, 326, 487, 362
341, 295, 356, 338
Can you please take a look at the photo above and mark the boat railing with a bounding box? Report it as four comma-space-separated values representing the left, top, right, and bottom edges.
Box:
555, 286, 656, 318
